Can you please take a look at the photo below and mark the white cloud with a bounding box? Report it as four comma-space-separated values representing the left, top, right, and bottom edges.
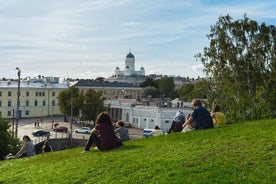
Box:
0, 0, 275, 79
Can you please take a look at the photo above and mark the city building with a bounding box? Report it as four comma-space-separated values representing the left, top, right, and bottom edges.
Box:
105, 98, 192, 131
0, 77, 68, 119
74, 79, 142, 100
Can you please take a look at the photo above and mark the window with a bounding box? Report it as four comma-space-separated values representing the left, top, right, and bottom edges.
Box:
0, 101, 1, 107
36, 92, 39, 96
8, 91, 12, 96
26, 110, 29, 116
52, 91, 56, 96
0, 91, 2, 96
26, 91, 29, 96
8, 111, 11, 116
42, 92, 45, 96
26, 100, 29, 107
52, 100, 55, 106
43, 100, 46, 106
34, 100, 38, 106
126, 113, 129, 122
8, 100, 12, 107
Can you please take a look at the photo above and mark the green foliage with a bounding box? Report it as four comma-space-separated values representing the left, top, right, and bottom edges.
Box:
141, 86, 160, 98
196, 14, 276, 121
81, 89, 106, 121
178, 83, 194, 99
140, 76, 158, 88
0, 119, 275, 183
177, 80, 212, 101
57, 86, 82, 116
58, 87, 107, 121
157, 76, 177, 98
0, 116, 21, 160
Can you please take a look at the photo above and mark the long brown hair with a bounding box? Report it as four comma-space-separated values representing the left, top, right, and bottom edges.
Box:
23, 135, 31, 141
95, 112, 113, 126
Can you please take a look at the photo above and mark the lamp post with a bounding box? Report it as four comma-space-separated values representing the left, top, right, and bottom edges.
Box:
70, 89, 73, 142
15, 67, 21, 138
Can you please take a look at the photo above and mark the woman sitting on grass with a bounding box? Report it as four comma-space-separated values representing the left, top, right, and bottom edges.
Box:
211, 104, 227, 126
16, 135, 36, 158
82, 112, 122, 153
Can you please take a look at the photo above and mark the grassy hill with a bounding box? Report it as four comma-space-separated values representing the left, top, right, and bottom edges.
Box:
0, 119, 275, 184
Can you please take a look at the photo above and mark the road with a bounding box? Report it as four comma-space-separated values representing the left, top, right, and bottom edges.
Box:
10, 116, 143, 144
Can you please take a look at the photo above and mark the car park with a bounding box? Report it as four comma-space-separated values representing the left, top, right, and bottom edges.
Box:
32, 129, 50, 137
53, 126, 68, 133
74, 127, 91, 134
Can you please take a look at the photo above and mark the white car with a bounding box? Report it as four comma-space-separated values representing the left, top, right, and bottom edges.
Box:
74, 127, 91, 134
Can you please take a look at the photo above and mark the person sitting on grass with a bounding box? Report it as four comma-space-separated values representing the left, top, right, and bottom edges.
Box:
150, 125, 163, 136
42, 140, 53, 153
168, 110, 185, 133
211, 104, 227, 126
16, 135, 36, 158
114, 120, 130, 141
82, 112, 122, 153
182, 99, 214, 131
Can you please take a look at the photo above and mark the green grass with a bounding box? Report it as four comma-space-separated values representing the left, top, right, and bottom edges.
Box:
0, 119, 275, 184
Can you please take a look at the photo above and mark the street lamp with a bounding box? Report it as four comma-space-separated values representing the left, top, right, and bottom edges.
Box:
70, 89, 73, 142
15, 67, 21, 138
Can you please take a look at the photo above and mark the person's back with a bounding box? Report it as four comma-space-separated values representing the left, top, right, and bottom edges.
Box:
192, 105, 214, 130
213, 112, 226, 125
96, 123, 117, 151
115, 126, 130, 141
42, 141, 52, 152
211, 104, 227, 126
151, 125, 163, 136
25, 140, 35, 156
168, 111, 185, 133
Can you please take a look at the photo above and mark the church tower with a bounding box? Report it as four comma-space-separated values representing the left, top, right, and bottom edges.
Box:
125, 51, 135, 76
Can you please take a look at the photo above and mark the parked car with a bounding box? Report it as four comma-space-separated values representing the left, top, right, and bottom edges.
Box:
32, 129, 50, 137
143, 128, 155, 137
74, 127, 91, 134
53, 126, 68, 133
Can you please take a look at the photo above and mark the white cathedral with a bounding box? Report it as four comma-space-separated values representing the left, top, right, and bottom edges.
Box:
105, 51, 146, 84
114, 51, 145, 76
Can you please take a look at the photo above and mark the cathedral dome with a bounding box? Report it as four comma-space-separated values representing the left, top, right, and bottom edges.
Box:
126, 52, 135, 58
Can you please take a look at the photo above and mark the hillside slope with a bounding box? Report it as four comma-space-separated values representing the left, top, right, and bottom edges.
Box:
0, 119, 275, 184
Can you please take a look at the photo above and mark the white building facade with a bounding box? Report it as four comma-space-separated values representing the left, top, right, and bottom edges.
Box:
106, 99, 193, 132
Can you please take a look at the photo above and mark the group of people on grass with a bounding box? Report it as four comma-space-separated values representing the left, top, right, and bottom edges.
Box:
169, 99, 227, 133
6, 98, 227, 158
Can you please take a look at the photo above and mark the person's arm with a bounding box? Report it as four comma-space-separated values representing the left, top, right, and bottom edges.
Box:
90, 127, 97, 135
16, 143, 27, 157
182, 116, 194, 128
210, 112, 216, 118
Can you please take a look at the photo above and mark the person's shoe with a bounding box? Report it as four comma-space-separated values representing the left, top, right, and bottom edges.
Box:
81, 150, 89, 153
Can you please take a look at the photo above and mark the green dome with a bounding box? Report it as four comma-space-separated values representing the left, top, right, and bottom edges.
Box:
126, 52, 134, 58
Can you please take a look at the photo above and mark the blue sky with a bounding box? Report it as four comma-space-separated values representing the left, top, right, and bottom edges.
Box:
0, 0, 275, 79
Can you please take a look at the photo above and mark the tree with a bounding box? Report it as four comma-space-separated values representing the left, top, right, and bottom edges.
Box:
141, 86, 160, 98
81, 89, 106, 121
57, 86, 83, 118
196, 14, 276, 121
157, 76, 177, 98
0, 117, 21, 160
140, 76, 158, 88
178, 84, 194, 99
